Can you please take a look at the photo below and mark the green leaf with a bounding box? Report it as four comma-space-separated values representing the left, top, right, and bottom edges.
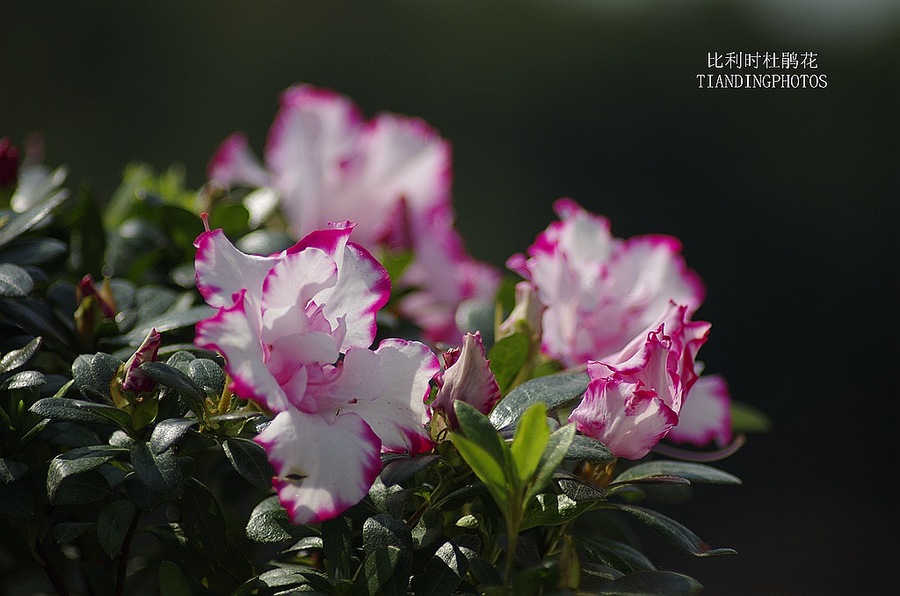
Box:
47, 445, 125, 501
555, 472, 606, 502
455, 298, 496, 349
353, 545, 402, 596
323, 514, 354, 579
125, 305, 215, 343
130, 441, 183, 499
208, 203, 250, 238
188, 358, 225, 398
565, 433, 615, 463
72, 352, 122, 403
1, 370, 45, 390
0, 458, 28, 484
577, 538, 656, 574
158, 561, 192, 596
520, 493, 595, 531
731, 400, 773, 433
527, 423, 576, 501
0, 336, 41, 375
30, 397, 133, 432
246, 495, 313, 543
53, 469, 112, 505
379, 249, 414, 284
488, 333, 530, 394
595, 570, 702, 595
53, 522, 95, 544
150, 418, 197, 454
223, 437, 274, 490
0, 263, 33, 297
0, 236, 67, 266
0, 187, 69, 248
97, 500, 137, 557
361, 514, 413, 595
489, 372, 589, 429
450, 433, 509, 512
607, 504, 737, 557
418, 540, 471, 596
454, 401, 509, 470
613, 461, 741, 486
139, 361, 206, 413
380, 453, 440, 487
510, 403, 550, 483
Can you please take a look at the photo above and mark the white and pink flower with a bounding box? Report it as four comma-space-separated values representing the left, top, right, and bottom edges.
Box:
194, 220, 438, 524
208, 84, 499, 344
507, 198, 705, 368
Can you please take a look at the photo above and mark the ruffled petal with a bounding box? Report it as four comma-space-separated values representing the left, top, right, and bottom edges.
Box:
569, 375, 678, 460
194, 291, 290, 413
207, 133, 270, 188
194, 228, 281, 308
667, 374, 732, 447
291, 222, 391, 350
257, 409, 382, 524
308, 339, 438, 454
265, 85, 363, 238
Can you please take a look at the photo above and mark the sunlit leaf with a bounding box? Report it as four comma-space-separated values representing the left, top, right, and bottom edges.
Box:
489, 372, 589, 429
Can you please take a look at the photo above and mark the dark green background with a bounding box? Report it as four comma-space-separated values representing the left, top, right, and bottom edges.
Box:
2, 1, 897, 593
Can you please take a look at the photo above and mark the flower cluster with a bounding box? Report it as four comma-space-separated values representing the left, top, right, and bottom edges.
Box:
195, 86, 733, 522
208, 84, 499, 344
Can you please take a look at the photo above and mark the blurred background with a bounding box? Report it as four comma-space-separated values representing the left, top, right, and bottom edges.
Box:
2, 1, 897, 593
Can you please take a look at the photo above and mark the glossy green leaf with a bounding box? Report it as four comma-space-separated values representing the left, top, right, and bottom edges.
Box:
489, 372, 589, 429
53, 522, 94, 544
555, 472, 606, 502
53, 469, 112, 505
608, 504, 737, 557
449, 433, 509, 512
527, 423, 576, 501
520, 493, 594, 531
130, 441, 183, 499
125, 305, 215, 343
454, 400, 508, 468
1, 370, 45, 390
0, 187, 68, 248
565, 433, 615, 463
418, 540, 471, 596
47, 445, 125, 501
139, 361, 206, 412
30, 397, 133, 432
613, 461, 741, 486
323, 514, 354, 579
0, 263, 33, 297
380, 453, 440, 487
510, 403, 550, 483
595, 570, 702, 595
188, 358, 225, 398
353, 545, 402, 596
246, 495, 313, 543
0, 458, 28, 484
97, 500, 137, 557
577, 538, 656, 574
72, 352, 122, 403
208, 203, 250, 238
223, 437, 274, 490
0, 336, 41, 375
361, 514, 412, 595
488, 333, 530, 393
0, 236, 67, 266
150, 418, 197, 454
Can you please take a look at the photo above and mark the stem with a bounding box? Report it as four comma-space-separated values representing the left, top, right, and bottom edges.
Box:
35, 540, 70, 596
502, 498, 524, 590
114, 511, 140, 596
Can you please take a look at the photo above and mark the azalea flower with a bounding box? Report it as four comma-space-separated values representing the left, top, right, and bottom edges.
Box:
667, 373, 732, 448
507, 198, 705, 368
431, 331, 501, 429
208, 84, 499, 344
569, 303, 709, 459
194, 220, 438, 524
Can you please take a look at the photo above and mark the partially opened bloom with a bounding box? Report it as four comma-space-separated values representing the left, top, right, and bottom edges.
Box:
569, 303, 710, 459
208, 84, 499, 344
431, 332, 501, 429
194, 220, 439, 523
667, 373, 732, 447
507, 198, 704, 367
